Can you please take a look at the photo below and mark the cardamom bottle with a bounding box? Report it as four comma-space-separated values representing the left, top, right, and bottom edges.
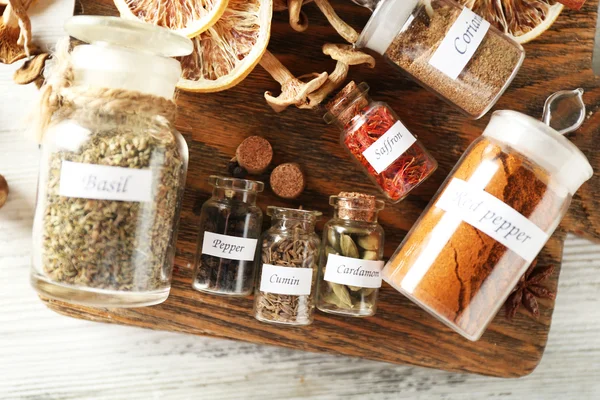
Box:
316, 192, 385, 317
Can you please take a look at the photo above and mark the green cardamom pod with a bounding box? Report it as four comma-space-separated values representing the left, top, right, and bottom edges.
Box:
348, 285, 362, 291
340, 234, 359, 258
325, 246, 338, 256
357, 234, 379, 250
362, 250, 378, 260
329, 282, 353, 308
327, 228, 338, 249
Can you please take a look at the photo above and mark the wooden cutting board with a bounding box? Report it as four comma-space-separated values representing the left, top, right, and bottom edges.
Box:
43, 0, 600, 378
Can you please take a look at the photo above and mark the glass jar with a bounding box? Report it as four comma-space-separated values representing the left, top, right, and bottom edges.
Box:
316, 192, 385, 317
324, 82, 437, 203
356, 0, 525, 119
30, 17, 193, 307
253, 207, 322, 326
192, 176, 264, 296
383, 110, 593, 341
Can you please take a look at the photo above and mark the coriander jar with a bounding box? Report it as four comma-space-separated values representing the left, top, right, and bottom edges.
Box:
356, 0, 525, 119
325, 81, 437, 203
192, 176, 264, 296
316, 192, 385, 317
30, 17, 193, 307
253, 207, 322, 326
383, 110, 593, 341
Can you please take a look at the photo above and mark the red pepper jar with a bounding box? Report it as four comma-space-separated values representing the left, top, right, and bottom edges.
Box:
324, 82, 437, 202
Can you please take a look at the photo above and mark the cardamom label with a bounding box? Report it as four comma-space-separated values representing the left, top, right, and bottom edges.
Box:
435, 178, 549, 262
259, 264, 313, 295
362, 120, 417, 174
201, 232, 258, 261
429, 7, 491, 80
324, 254, 384, 289
59, 160, 152, 202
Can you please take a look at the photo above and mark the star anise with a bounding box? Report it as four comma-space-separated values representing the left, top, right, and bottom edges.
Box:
505, 259, 556, 320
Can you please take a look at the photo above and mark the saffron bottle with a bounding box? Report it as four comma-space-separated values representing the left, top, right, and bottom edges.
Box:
324, 82, 437, 203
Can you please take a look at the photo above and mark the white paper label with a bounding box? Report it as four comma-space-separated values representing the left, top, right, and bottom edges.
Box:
428, 7, 491, 80
324, 254, 384, 289
201, 232, 258, 261
59, 161, 152, 202
259, 264, 313, 296
361, 120, 417, 174
435, 178, 549, 262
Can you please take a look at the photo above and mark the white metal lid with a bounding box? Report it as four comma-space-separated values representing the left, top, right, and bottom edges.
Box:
356, 0, 420, 54
64, 16, 193, 98
483, 110, 593, 195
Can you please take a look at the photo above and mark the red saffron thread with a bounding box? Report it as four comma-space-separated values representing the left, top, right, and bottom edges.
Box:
343, 105, 436, 201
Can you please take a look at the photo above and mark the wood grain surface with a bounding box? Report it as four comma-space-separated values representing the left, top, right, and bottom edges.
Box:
43, 0, 600, 378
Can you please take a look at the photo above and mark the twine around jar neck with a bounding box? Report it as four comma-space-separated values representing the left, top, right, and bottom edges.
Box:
34, 38, 178, 143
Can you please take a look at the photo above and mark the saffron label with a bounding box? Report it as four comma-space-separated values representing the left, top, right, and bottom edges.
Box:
201, 232, 258, 262
362, 120, 417, 174
429, 7, 491, 80
59, 161, 152, 202
324, 254, 384, 289
259, 264, 313, 296
436, 178, 549, 262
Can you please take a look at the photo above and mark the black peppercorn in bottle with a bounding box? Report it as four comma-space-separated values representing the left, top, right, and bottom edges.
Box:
192, 176, 264, 296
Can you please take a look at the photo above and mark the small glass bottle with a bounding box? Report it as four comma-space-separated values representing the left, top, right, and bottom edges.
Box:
316, 192, 385, 317
356, 0, 525, 119
30, 17, 192, 308
192, 176, 264, 296
324, 81, 437, 203
253, 207, 322, 326
383, 110, 593, 341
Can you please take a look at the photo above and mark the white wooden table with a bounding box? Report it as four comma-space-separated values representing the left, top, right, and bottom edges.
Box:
1, 2, 599, 399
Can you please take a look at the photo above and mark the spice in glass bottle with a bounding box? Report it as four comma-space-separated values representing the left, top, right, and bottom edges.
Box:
192, 176, 264, 296
356, 0, 525, 119
254, 207, 322, 326
30, 17, 193, 308
325, 81, 437, 203
317, 192, 385, 317
383, 110, 593, 341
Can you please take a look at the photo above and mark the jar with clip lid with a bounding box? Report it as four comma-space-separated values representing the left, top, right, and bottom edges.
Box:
356, 0, 525, 119
30, 17, 193, 307
316, 192, 385, 317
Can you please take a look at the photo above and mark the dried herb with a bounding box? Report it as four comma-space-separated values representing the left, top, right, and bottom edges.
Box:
254, 213, 320, 325
40, 126, 184, 292
505, 259, 556, 320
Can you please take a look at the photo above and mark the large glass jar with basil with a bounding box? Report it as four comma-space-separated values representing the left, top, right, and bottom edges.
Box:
316, 192, 385, 317
253, 207, 322, 326
30, 17, 192, 308
192, 176, 264, 296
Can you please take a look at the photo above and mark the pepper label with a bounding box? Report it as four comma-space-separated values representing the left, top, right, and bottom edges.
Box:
436, 178, 549, 262
259, 264, 313, 295
201, 232, 258, 261
362, 120, 417, 174
428, 7, 491, 80
324, 254, 384, 289
59, 160, 152, 202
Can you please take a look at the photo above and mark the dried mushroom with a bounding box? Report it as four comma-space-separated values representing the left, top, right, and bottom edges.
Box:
299, 44, 375, 109
287, 0, 308, 32
260, 50, 328, 112
13, 52, 48, 87
314, 0, 359, 43
0, 0, 34, 64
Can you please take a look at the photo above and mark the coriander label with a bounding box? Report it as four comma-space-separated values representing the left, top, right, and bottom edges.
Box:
362, 120, 417, 174
201, 232, 258, 261
435, 178, 549, 262
429, 7, 491, 80
59, 160, 152, 202
259, 264, 313, 296
324, 254, 384, 289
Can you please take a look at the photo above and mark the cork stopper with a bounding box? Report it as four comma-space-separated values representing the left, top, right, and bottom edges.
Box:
324, 81, 370, 126
270, 163, 306, 199
236, 136, 273, 174
332, 191, 384, 222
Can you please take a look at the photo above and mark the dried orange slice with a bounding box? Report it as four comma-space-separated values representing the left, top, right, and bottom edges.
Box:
176, 0, 272, 92
458, 0, 564, 44
114, 0, 229, 37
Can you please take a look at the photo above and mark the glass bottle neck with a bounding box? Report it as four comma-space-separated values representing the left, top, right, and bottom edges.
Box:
270, 216, 317, 233
212, 187, 258, 205
333, 208, 379, 223
332, 94, 373, 130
